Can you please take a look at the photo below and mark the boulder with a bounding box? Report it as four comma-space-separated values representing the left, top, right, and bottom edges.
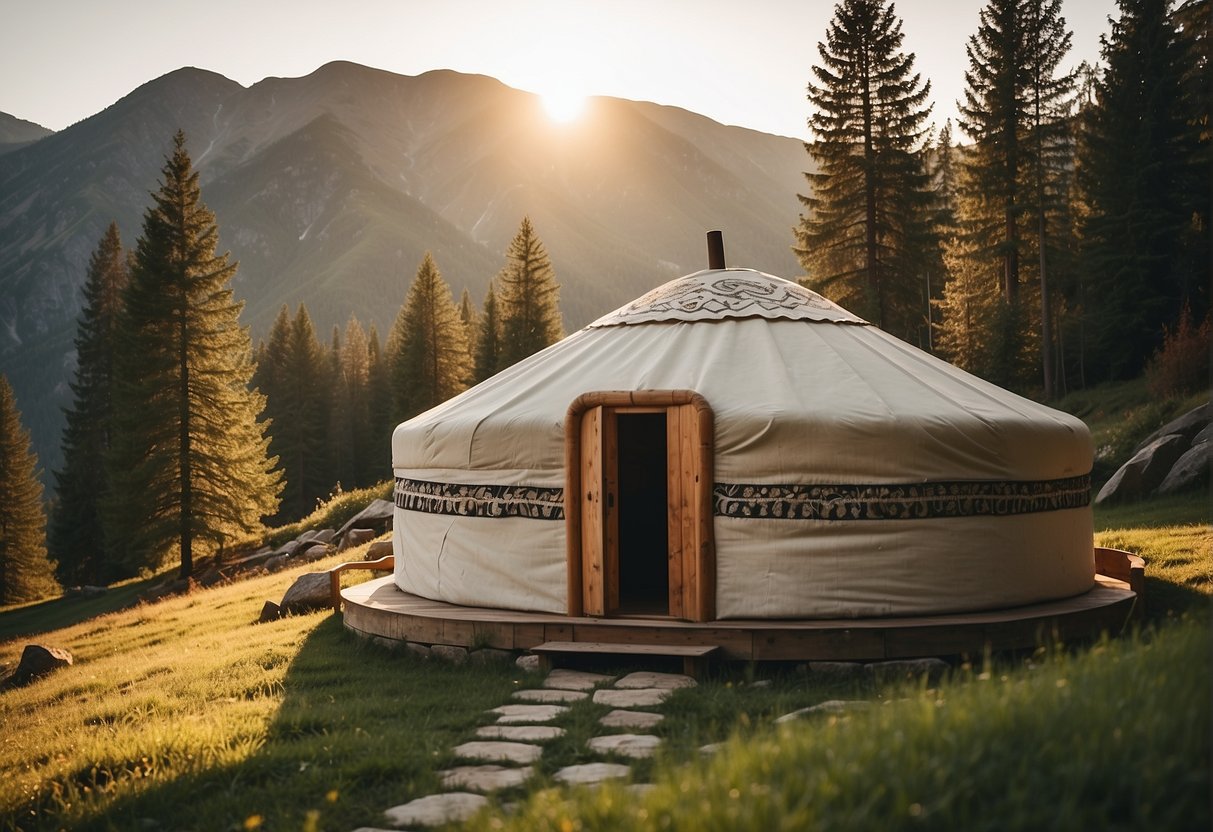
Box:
258, 600, 282, 623
365, 539, 394, 561
1158, 440, 1211, 495
806, 661, 866, 685
338, 528, 377, 552
265, 554, 289, 572
2, 645, 73, 689
311, 528, 336, 545
1134, 403, 1210, 454
1096, 433, 1190, 504
335, 499, 395, 540
866, 657, 950, 685
279, 572, 333, 613
297, 543, 332, 563
468, 648, 513, 666
431, 644, 469, 664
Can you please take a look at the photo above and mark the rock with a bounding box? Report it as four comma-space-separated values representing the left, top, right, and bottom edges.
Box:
476, 724, 566, 741
553, 763, 631, 786
296, 529, 320, 545
3, 645, 73, 689
404, 642, 432, 660
365, 539, 394, 560
1158, 440, 1211, 495
515, 654, 541, 672
1194, 423, 1213, 447
592, 688, 672, 708
1096, 433, 1190, 504
439, 764, 533, 793
264, 554, 289, 573
297, 543, 332, 563
382, 792, 488, 827
452, 741, 543, 764
776, 699, 872, 723
699, 743, 724, 755
229, 547, 276, 569
468, 648, 513, 666
600, 709, 663, 730
512, 688, 587, 704
489, 704, 570, 724
336, 499, 395, 540
430, 644, 468, 664
614, 671, 696, 690
587, 733, 662, 759
866, 658, 950, 686
338, 527, 377, 552
543, 668, 615, 690
807, 661, 866, 684
311, 528, 336, 544
279, 572, 333, 613
257, 600, 281, 623
1134, 403, 1210, 453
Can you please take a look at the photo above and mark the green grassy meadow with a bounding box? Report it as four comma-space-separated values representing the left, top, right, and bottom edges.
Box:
1, 387, 1209, 830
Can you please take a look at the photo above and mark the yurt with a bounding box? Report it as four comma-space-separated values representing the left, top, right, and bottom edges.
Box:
389, 266, 1095, 624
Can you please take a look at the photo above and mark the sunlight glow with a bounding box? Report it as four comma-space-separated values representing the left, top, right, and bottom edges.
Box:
541, 87, 587, 123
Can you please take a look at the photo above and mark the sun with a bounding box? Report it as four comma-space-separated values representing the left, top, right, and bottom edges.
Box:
540, 87, 587, 123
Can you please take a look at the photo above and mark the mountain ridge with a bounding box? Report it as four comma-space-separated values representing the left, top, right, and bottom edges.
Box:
0, 61, 811, 477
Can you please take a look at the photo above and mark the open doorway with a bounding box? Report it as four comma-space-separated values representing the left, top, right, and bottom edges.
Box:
615, 412, 669, 615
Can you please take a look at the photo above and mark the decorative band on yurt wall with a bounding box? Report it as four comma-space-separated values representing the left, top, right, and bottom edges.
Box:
394, 477, 565, 520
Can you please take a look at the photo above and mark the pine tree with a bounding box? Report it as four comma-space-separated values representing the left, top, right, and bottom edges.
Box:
389, 252, 470, 420
793, 0, 935, 340
1078, 0, 1205, 379
0, 375, 57, 605
498, 217, 563, 368
474, 281, 502, 382
107, 131, 281, 578
51, 223, 127, 585
325, 324, 349, 494
365, 324, 392, 484
339, 316, 373, 488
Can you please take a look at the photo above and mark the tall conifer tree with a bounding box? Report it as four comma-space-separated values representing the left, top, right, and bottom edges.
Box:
51, 223, 128, 585
0, 375, 57, 605
474, 282, 502, 382
365, 324, 392, 484
339, 316, 373, 488
389, 253, 469, 420
793, 0, 935, 340
1078, 0, 1208, 379
498, 217, 563, 368
107, 131, 280, 578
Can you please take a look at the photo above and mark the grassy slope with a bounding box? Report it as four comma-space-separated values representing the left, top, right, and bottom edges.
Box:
1, 382, 1209, 830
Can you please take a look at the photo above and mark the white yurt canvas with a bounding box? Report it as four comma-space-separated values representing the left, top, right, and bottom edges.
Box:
391, 268, 1094, 621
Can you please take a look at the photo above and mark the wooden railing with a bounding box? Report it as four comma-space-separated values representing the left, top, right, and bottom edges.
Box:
1094, 546, 1146, 620
328, 555, 394, 613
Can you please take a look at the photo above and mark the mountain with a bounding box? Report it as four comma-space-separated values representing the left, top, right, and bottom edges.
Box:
0, 112, 53, 155
0, 61, 812, 478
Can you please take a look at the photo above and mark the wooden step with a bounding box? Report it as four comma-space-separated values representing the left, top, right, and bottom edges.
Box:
531, 640, 719, 679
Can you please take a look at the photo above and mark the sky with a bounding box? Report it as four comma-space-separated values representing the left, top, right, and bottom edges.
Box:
2, 0, 1117, 141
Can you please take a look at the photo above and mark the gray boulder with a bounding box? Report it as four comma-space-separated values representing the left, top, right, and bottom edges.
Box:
338, 528, 377, 552
866, 657, 950, 686
312, 528, 336, 545
280, 572, 333, 613
2, 645, 73, 689
1158, 440, 1211, 495
1134, 403, 1210, 454
1096, 433, 1190, 504
258, 600, 282, 623
297, 543, 332, 563
335, 499, 394, 540
365, 539, 394, 561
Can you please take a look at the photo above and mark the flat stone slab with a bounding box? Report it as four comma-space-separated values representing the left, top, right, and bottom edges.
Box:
592, 688, 672, 708
439, 764, 533, 792
587, 733, 662, 759
452, 740, 542, 764
553, 762, 632, 786
776, 700, 873, 724
543, 668, 616, 691
512, 688, 588, 704
490, 703, 569, 723
600, 709, 664, 729
614, 671, 697, 690
699, 743, 724, 755
476, 724, 566, 742
382, 792, 488, 827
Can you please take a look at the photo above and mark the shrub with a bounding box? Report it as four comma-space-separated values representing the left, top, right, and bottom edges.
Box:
1146, 304, 1211, 398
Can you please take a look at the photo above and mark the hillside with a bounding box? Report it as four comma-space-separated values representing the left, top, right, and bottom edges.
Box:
0, 62, 811, 475
0, 112, 52, 155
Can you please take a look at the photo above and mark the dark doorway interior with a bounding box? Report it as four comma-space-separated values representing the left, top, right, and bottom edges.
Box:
615, 412, 669, 615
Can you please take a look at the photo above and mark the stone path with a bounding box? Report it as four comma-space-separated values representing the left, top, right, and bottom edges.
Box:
374, 665, 697, 829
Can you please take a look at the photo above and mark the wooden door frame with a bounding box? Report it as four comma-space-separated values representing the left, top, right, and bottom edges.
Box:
564, 390, 715, 622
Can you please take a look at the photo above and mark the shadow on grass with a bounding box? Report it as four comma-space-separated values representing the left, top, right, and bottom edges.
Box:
0, 579, 158, 644
53, 614, 520, 831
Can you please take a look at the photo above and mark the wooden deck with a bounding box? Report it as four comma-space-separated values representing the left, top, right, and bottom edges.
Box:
340, 566, 1141, 662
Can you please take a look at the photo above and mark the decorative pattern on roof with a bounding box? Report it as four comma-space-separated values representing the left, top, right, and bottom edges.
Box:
590, 269, 868, 327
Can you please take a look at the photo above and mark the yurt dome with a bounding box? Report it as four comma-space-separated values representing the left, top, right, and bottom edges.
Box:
391, 268, 1094, 621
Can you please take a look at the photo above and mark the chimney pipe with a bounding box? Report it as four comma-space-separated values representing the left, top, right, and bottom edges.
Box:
706, 230, 726, 270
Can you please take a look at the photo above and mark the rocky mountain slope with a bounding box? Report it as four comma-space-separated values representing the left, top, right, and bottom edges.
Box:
0, 61, 811, 475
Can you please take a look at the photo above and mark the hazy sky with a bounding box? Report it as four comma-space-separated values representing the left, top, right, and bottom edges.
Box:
3, 0, 1115, 140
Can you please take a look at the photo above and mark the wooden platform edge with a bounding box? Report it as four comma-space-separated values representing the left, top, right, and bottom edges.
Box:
532, 640, 719, 678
